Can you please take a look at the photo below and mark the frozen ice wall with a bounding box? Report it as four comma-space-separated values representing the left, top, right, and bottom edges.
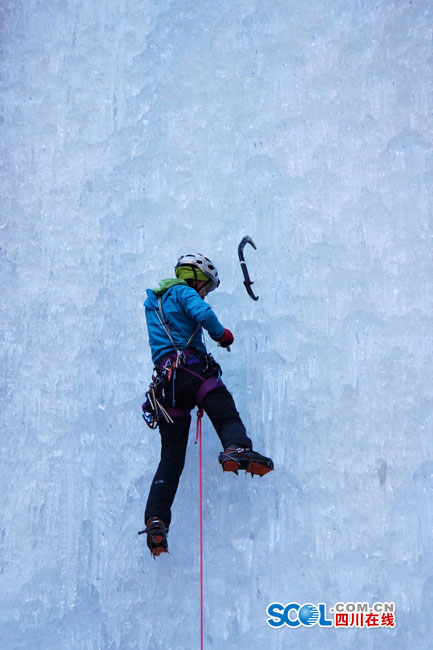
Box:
1, 0, 432, 648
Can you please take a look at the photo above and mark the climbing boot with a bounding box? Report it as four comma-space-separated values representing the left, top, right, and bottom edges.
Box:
218, 446, 274, 477
139, 517, 168, 558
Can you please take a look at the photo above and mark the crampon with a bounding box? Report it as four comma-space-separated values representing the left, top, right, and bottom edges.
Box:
218, 446, 274, 477
139, 517, 168, 558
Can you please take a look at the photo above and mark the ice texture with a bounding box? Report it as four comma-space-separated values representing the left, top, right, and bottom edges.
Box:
1, 0, 432, 648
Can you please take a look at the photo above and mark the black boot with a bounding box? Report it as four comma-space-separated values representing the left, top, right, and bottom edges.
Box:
139, 517, 168, 557
218, 446, 274, 476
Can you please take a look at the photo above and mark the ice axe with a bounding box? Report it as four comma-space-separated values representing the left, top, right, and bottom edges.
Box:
218, 235, 258, 353
238, 235, 259, 301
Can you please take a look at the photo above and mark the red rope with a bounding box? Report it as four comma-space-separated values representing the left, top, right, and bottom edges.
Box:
195, 408, 204, 650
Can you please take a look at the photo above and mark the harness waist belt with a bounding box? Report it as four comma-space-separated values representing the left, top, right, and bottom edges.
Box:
157, 349, 201, 373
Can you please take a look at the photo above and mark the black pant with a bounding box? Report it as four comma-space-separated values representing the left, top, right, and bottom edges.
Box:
144, 362, 252, 529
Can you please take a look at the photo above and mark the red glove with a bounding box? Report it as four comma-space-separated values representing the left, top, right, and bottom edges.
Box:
218, 328, 234, 348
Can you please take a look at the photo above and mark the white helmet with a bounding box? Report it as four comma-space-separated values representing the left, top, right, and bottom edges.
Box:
175, 253, 220, 290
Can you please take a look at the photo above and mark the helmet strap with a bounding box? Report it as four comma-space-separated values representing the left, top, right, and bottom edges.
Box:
181, 264, 212, 293
191, 265, 198, 283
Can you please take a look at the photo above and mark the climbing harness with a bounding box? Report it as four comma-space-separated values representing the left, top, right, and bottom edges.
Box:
142, 350, 223, 428
238, 235, 259, 301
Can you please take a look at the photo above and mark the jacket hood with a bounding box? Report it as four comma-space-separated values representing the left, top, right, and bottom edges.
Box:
153, 278, 188, 296
144, 279, 189, 308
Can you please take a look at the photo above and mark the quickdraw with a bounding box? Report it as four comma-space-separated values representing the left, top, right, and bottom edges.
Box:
238, 235, 259, 301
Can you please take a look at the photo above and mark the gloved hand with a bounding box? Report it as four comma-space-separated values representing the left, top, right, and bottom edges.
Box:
218, 328, 234, 348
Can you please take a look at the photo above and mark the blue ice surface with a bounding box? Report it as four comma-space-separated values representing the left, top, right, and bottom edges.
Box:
1, 0, 432, 648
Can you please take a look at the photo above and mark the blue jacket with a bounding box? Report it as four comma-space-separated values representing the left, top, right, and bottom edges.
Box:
144, 284, 225, 365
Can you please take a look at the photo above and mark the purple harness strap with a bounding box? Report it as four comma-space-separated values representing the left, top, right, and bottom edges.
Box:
195, 376, 222, 407
177, 366, 224, 407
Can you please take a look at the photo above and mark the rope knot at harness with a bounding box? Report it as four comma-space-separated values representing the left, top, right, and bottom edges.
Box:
195, 408, 204, 444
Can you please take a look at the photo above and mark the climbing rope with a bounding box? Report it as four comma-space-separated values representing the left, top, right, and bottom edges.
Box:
195, 408, 205, 649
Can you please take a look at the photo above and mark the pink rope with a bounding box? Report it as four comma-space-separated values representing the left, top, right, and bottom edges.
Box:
195, 408, 204, 650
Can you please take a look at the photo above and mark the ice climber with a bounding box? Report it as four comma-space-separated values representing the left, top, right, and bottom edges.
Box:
140, 253, 274, 557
